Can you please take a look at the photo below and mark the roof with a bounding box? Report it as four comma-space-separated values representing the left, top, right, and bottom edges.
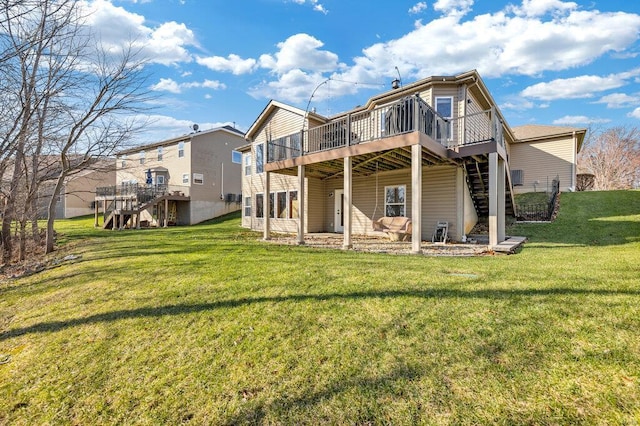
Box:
512, 124, 587, 152
245, 100, 326, 141
118, 124, 245, 156
245, 69, 516, 144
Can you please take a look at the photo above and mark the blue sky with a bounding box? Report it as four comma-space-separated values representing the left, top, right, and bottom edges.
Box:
84, 0, 640, 143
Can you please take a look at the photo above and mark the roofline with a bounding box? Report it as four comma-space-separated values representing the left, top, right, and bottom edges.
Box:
515, 127, 587, 152
117, 125, 245, 156
245, 99, 326, 141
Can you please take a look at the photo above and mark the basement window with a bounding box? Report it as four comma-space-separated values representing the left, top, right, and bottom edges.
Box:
193, 173, 204, 185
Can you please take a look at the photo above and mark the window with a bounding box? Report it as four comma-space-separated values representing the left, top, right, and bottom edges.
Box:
289, 190, 298, 219
193, 173, 204, 184
256, 194, 264, 218
277, 191, 287, 218
244, 153, 252, 176
157, 146, 163, 161
385, 185, 406, 217
255, 143, 264, 174
156, 175, 165, 185
269, 192, 275, 218
435, 96, 453, 140
182, 173, 189, 184
232, 150, 242, 164
121, 155, 127, 168
139, 152, 145, 164
178, 142, 185, 158
244, 196, 251, 217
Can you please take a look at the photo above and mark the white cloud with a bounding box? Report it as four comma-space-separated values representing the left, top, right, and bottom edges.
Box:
433, 0, 473, 16
150, 78, 226, 94
130, 115, 234, 144
258, 33, 340, 75
593, 93, 640, 108
508, 0, 578, 17
81, 0, 198, 66
409, 2, 428, 14
552, 115, 611, 125
196, 54, 257, 75
339, 1, 640, 82
521, 69, 640, 101
150, 78, 182, 94
628, 108, 640, 119
290, 0, 328, 14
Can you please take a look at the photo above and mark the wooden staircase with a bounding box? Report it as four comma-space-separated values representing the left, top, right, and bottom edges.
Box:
464, 159, 515, 217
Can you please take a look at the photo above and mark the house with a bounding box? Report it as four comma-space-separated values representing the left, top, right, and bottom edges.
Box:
95, 125, 245, 229
39, 164, 116, 219
1, 156, 115, 220
509, 125, 585, 194
240, 69, 585, 252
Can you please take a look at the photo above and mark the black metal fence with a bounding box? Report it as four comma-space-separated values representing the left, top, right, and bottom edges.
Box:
516, 176, 560, 221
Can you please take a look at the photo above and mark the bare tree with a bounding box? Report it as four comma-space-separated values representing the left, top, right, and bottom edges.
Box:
577, 126, 640, 191
1, 0, 152, 261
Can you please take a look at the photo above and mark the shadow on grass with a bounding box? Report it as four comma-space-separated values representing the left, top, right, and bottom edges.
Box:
3, 287, 639, 341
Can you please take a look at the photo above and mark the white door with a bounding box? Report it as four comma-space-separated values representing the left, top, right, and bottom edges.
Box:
334, 189, 344, 233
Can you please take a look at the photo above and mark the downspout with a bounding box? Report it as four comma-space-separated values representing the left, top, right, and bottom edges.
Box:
221, 162, 224, 200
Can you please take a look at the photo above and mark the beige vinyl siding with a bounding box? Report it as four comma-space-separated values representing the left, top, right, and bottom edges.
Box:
510, 136, 576, 193
252, 108, 304, 145
320, 165, 462, 240
307, 177, 325, 232
423, 166, 459, 240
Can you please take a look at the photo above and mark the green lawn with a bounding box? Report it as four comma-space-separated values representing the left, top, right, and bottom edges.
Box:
1, 190, 639, 424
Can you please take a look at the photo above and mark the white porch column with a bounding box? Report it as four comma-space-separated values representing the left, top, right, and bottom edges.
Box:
343, 156, 352, 249
263, 171, 271, 240
411, 144, 422, 253
164, 198, 169, 228
297, 165, 305, 245
498, 157, 506, 243
488, 152, 506, 247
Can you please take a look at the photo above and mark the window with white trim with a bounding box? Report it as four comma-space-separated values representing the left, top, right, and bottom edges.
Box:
289, 190, 298, 219
269, 192, 274, 218
435, 96, 453, 140
139, 152, 145, 164
244, 196, 251, 217
244, 152, 252, 176
255, 143, 264, 174
193, 173, 204, 184
182, 173, 189, 184
121, 155, 127, 168
277, 191, 287, 218
385, 185, 406, 217
157, 146, 163, 161
156, 175, 165, 185
178, 142, 185, 158
256, 193, 264, 218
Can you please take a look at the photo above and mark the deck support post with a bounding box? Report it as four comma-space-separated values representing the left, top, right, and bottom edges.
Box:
411, 143, 422, 253
94, 200, 99, 227
263, 171, 271, 240
489, 152, 506, 248
297, 165, 305, 245
164, 198, 169, 228
343, 156, 352, 249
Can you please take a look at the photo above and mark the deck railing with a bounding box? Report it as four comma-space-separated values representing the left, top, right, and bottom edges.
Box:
96, 183, 190, 202
266, 96, 503, 163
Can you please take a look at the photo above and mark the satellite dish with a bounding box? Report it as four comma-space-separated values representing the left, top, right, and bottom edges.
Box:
192, 123, 199, 132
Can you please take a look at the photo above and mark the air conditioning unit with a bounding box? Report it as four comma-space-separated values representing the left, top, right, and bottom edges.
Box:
225, 193, 234, 203
511, 169, 524, 186
236, 194, 242, 203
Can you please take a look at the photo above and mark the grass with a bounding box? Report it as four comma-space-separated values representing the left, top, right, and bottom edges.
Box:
1, 190, 639, 424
